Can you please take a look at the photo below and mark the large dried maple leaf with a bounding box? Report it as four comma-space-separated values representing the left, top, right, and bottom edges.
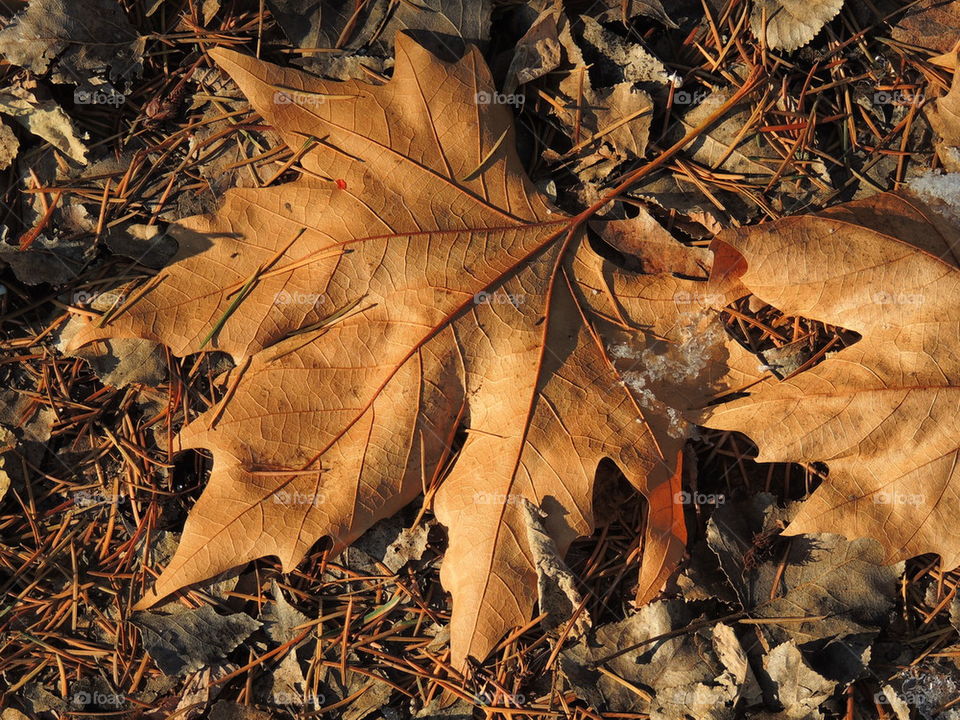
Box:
69, 35, 712, 667
700, 190, 960, 569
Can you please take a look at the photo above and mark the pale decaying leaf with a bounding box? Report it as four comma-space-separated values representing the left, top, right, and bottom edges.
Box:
750, 0, 844, 51
0, 120, 19, 171
67, 35, 721, 668
577, 16, 676, 88
522, 500, 591, 634
561, 601, 757, 718
546, 14, 656, 206
0, 82, 88, 163
553, 21, 654, 157
503, 8, 563, 94
762, 641, 835, 720
707, 494, 901, 682
0, 0, 143, 85
701, 190, 960, 571
132, 605, 261, 676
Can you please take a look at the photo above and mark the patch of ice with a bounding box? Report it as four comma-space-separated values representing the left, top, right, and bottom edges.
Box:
908, 171, 960, 225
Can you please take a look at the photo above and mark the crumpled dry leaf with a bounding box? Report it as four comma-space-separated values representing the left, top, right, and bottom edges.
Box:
762, 641, 835, 720
577, 16, 676, 87
547, 16, 656, 208
133, 605, 261, 676
260, 582, 309, 645
0, 120, 19, 171
554, 20, 654, 158
59, 315, 167, 388
252, 586, 311, 708
523, 500, 590, 634
503, 8, 563, 94
209, 702, 274, 720
561, 601, 757, 717
0, 0, 143, 86
175, 663, 238, 720
0, 82, 88, 163
68, 35, 711, 669
702, 188, 960, 572
750, 0, 844, 51
707, 494, 901, 679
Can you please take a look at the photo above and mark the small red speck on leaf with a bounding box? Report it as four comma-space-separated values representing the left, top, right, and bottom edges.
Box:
335, 179, 347, 190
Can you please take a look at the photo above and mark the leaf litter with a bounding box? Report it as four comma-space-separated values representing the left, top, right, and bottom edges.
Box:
1, 0, 960, 718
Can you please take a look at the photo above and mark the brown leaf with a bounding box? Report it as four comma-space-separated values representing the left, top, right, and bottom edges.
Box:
927, 69, 960, 172
68, 35, 700, 668
750, 0, 843, 51
892, 0, 960, 54
701, 190, 960, 569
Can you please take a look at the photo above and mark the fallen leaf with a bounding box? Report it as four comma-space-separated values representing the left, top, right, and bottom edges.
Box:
0, 120, 19, 171
59, 320, 167, 388
701, 188, 960, 571
503, 8, 563, 94
260, 582, 309, 644
0, 0, 143, 86
762, 641, 835, 719
0, 82, 88, 163
208, 702, 274, 720
561, 601, 756, 717
576, 16, 676, 87
707, 494, 901, 680
750, 0, 844, 51
547, 16, 657, 208
595, 0, 677, 28
69, 35, 698, 668
892, 0, 960, 54
132, 605, 261, 676
523, 499, 591, 634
